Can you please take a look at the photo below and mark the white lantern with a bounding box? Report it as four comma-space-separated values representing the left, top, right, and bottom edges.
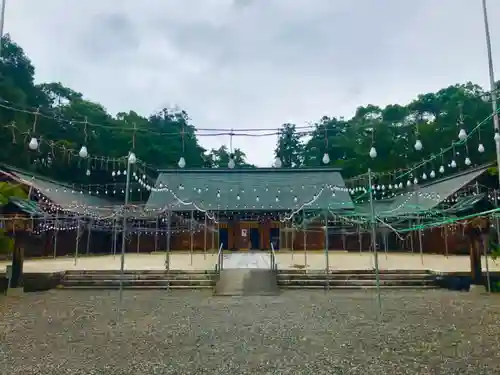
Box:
398, 182, 403, 189
28, 137, 38, 150
439, 165, 445, 173
79, 146, 88, 158
450, 160, 457, 168
414, 139, 423, 151
178, 156, 186, 168
422, 173, 427, 180
430, 170, 436, 178
322, 153, 330, 164
458, 129, 467, 141
369, 146, 377, 158
478, 144, 485, 153
465, 157, 471, 166
413, 177, 418, 184
407, 180, 412, 187
128, 152, 137, 164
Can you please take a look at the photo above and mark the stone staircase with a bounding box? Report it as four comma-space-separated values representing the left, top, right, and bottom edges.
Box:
277, 269, 439, 289
59, 270, 218, 290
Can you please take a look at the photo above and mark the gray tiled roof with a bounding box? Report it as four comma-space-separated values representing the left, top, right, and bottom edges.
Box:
354, 167, 488, 218
146, 168, 354, 212
11, 171, 119, 218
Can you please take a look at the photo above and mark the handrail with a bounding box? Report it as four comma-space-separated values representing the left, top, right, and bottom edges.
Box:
216, 243, 224, 273
270, 242, 278, 271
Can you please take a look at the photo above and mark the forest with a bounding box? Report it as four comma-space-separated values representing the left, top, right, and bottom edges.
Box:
0, 34, 498, 190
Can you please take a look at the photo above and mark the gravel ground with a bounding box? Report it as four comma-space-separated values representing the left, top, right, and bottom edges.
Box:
1, 289, 500, 375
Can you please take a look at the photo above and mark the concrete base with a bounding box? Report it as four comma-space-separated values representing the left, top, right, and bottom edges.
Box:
469, 284, 486, 294
5, 287, 24, 297
214, 269, 280, 296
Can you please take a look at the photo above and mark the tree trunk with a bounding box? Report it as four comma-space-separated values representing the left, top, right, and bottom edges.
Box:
10, 240, 24, 288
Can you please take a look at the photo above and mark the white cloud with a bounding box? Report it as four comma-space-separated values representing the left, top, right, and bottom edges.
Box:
5, 0, 500, 166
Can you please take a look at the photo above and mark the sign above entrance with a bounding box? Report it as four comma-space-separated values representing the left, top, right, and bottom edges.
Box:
241, 229, 247, 237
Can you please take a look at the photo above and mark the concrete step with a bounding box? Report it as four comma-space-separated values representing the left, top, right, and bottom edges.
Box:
60, 279, 215, 287
214, 269, 280, 296
63, 274, 215, 281
277, 269, 431, 275
277, 273, 433, 280
280, 285, 440, 290
278, 279, 435, 287
63, 270, 217, 275
57, 285, 214, 290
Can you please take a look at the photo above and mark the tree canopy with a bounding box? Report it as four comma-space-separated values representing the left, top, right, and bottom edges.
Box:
0, 34, 498, 194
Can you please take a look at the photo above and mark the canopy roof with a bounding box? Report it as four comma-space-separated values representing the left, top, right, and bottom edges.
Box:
354, 166, 489, 218
146, 168, 354, 212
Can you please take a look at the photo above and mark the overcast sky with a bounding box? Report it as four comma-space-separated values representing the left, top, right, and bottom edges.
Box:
6, 0, 500, 166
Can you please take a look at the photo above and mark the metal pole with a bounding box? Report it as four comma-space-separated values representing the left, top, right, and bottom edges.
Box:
368, 168, 382, 313
74, 219, 80, 266
136, 231, 140, 253
204, 214, 207, 259
119, 154, 132, 305
324, 211, 329, 290
303, 209, 307, 268
112, 219, 117, 257
482, 0, 500, 185
53, 212, 58, 258
190, 209, 194, 265
358, 225, 362, 254
0, 0, 6, 58
418, 218, 424, 265
291, 225, 295, 260
154, 217, 159, 252
166, 210, 171, 271
495, 190, 500, 249
443, 225, 449, 257
86, 219, 92, 255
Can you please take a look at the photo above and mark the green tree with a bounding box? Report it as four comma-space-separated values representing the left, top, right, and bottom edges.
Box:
274, 123, 303, 167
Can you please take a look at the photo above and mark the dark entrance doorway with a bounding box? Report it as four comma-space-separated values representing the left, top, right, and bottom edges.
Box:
270, 228, 280, 250
219, 228, 229, 250
250, 228, 260, 250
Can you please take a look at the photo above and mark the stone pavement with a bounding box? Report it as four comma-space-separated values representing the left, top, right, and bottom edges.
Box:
0, 251, 499, 273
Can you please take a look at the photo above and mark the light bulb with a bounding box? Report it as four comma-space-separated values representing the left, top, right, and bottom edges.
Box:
398, 182, 403, 189
369, 146, 377, 158
128, 152, 137, 164
413, 177, 418, 184
388, 184, 393, 190
495, 133, 500, 142
478, 144, 485, 153
430, 170, 436, 178
112, 171, 116, 177
293, 196, 298, 202
28, 137, 38, 150
422, 173, 427, 180
407, 180, 412, 187
439, 165, 445, 173
465, 157, 471, 166
322, 153, 330, 164
458, 128, 467, 141
451, 160, 457, 168
178, 156, 186, 168
79, 146, 88, 158
86, 169, 91, 176
274, 156, 282, 168
228, 158, 235, 169
414, 139, 423, 151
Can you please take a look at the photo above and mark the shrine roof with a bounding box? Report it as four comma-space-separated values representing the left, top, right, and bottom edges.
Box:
146, 168, 354, 212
